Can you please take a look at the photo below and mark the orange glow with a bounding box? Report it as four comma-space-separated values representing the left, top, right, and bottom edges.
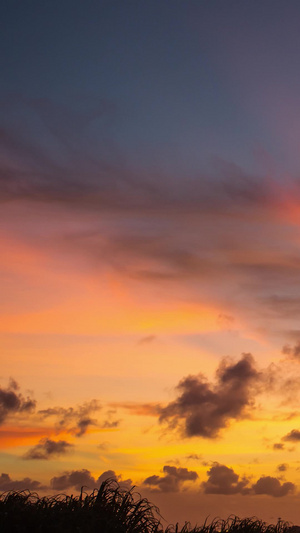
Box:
0, 427, 55, 449
0, 296, 224, 335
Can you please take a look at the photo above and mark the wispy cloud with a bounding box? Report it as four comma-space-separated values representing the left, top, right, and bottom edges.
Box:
38, 400, 101, 437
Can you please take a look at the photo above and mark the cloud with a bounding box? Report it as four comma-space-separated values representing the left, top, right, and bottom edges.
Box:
282, 342, 300, 360
3, 95, 300, 335
202, 463, 250, 495
97, 471, 132, 490
23, 438, 74, 460
261, 361, 300, 406
76, 418, 97, 437
186, 454, 202, 461
50, 469, 131, 492
0, 378, 36, 425
273, 443, 285, 450
50, 469, 99, 491
0, 96, 159, 212
97, 441, 110, 451
217, 314, 235, 330
143, 465, 198, 493
101, 419, 121, 429
0, 473, 44, 491
282, 429, 300, 442
97, 470, 118, 485
159, 353, 260, 438
100, 409, 121, 429
252, 476, 295, 497
4, 95, 300, 337
277, 463, 288, 472
202, 464, 295, 498
38, 400, 101, 437
0, 96, 269, 215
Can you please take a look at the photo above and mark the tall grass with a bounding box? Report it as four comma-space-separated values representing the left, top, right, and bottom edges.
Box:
165, 516, 292, 533
0, 479, 297, 533
0, 479, 162, 533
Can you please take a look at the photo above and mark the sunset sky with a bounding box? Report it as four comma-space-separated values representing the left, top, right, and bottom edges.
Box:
3, 0, 300, 526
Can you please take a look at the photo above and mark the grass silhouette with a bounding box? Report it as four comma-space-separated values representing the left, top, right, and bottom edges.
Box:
0, 478, 297, 533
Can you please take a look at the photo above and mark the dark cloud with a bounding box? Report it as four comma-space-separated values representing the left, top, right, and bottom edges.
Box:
143, 465, 198, 493
101, 419, 121, 429
252, 476, 295, 497
282, 342, 300, 360
186, 454, 202, 461
50, 469, 99, 491
98, 471, 132, 490
0, 473, 44, 492
0, 379, 36, 425
97, 441, 110, 451
159, 353, 259, 438
50, 469, 131, 492
202, 464, 295, 498
273, 443, 285, 450
38, 400, 101, 437
202, 463, 250, 495
101, 409, 121, 429
277, 463, 288, 472
96, 470, 118, 486
23, 438, 74, 460
282, 429, 300, 442
76, 418, 96, 437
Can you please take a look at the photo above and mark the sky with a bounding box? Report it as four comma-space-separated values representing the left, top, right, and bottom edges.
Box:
3, 0, 300, 526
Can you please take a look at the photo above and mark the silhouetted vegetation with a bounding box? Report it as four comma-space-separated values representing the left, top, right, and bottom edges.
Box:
0, 479, 298, 533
